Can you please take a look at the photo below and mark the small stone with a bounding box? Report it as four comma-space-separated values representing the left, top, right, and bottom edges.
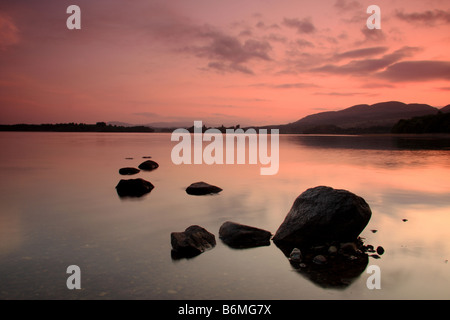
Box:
171, 225, 216, 258
313, 255, 327, 265
138, 160, 159, 171
289, 248, 303, 262
376, 246, 385, 255
115, 178, 154, 197
402, 219, 408, 222
119, 167, 140, 175
328, 245, 338, 254
371, 229, 378, 233
186, 181, 222, 195
370, 254, 381, 259
340, 242, 357, 254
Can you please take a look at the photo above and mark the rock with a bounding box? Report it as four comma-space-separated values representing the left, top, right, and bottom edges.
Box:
371, 229, 378, 233
328, 246, 338, 254
289, 248, 303, 262
118, 167, 140, 175
313, 255, 327, 265
370, 254, 381, 259
115, 178, 154, 197
186, 181, 223, 195
219, 221, 271, 248
138, 160, 159, 171
376, 246, 385, 255
402, 219, 408, 222
340, 242, 358, 254
272, 186, 372, 247
171, 225, 216, 258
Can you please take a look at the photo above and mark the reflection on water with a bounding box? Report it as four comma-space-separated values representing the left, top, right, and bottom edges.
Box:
0, 132, 449, 299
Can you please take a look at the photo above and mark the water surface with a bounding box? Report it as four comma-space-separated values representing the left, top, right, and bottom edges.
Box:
0, 132, 449, 299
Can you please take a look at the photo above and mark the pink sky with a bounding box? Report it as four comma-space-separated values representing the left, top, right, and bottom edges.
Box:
0, 0, 449, 126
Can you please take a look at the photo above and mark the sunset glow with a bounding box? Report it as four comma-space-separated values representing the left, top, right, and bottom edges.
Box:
0, 0, 449, 126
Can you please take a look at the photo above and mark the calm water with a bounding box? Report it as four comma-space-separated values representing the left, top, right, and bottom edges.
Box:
0, 132, 449, 300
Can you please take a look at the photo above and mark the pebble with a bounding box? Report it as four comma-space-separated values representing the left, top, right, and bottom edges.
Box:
376, 246, 385, 255
328, 246, 337, 254
289, 248, 302, 262
313, 255, 327, 265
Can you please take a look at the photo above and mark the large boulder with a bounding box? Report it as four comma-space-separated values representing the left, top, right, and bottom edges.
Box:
138, 160, 159, 171
171, 225, 216, 259
272, 186, 372, 247
115, 178, 154, 197
185, 182, 222, 195
219, 221, 272, 248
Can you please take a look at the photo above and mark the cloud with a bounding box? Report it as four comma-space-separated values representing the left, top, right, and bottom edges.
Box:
334, 0, 362, 11
295, 39, 314, 48
282, 17, 316, 34
377, 61, 450, 82
333, 47, 388, 61
313, 91, 362, 96
311, 46, 420, 76
251, 82, 318, 89
360, 27, 385, 42
207, 61, 255, 75
0, 13, 20, 50
192, 33, 272, 74
396, 9, 450, 26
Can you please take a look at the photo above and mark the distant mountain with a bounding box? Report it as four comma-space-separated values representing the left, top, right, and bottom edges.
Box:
107, 120, 203, 132
272, 101, 440, 134
107, 121, 192, 129
441, 105, 450, 113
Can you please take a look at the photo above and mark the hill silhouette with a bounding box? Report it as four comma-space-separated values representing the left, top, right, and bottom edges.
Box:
269, 101, 439, 134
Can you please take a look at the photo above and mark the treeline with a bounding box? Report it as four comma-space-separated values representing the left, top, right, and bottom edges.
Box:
391, 112, 450, 134
302, 125, 392, 134
0, 122, 155, 133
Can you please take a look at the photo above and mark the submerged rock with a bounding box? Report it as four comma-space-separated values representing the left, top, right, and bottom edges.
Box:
115, 178, 154, 197
313, 255, 327, 265
185, 182, 223, 195
272, 186, 372, 247
277, 238, 370, 289
119, 167, 140, 175
289, 248, 303, 262
219, 221, 272, 249
138, 160, 159, 171
376, 246, 385, 255
171, 225, 216, 259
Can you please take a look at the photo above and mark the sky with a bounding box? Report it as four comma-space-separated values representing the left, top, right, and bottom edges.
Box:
0, 0, 449, 127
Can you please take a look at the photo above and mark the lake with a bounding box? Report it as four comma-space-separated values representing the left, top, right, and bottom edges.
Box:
0, 132, 449, 300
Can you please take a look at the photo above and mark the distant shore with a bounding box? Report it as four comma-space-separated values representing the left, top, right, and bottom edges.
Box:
1, 110, 449, 135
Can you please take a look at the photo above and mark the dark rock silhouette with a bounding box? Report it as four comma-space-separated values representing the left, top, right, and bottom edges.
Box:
277, 238, 370, 289
118, 167, 140, 175
186, 182, 223, 195
273, 186, 371, 247
115, 178, 154, 197
138, 160, 159, 171
171, 225, 216, 259
219, 221, 272, 249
